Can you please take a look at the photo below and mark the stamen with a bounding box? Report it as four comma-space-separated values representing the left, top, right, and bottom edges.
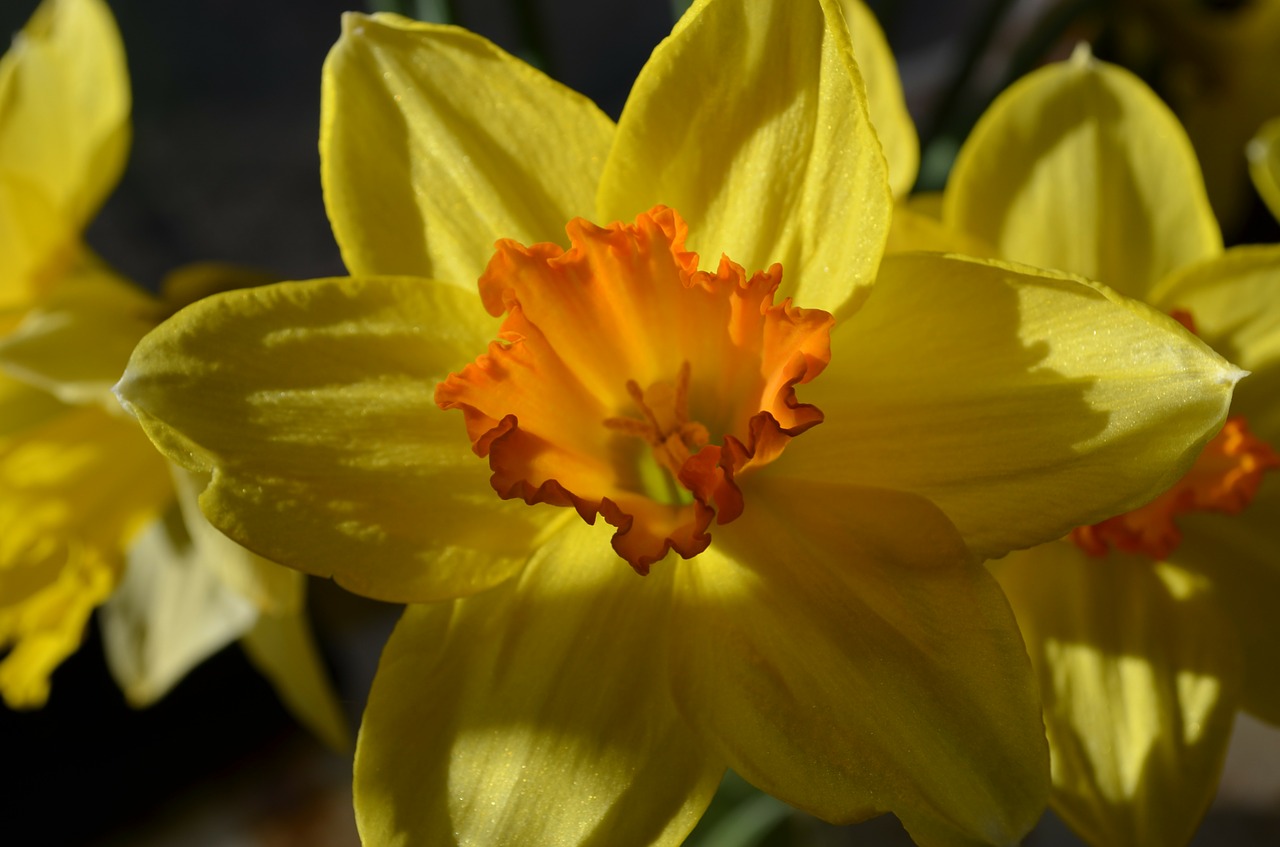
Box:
605, 361, 710, 481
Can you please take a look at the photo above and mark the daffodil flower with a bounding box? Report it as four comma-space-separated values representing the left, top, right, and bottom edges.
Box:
0, 0, 346, 747
116, 2, 1240, 844
914, 45, 1280, 847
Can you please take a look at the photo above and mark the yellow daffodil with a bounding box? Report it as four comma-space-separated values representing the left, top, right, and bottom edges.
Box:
116, 2, 1241, 844
923, 45, 1280, 847
0, 0, 346, 748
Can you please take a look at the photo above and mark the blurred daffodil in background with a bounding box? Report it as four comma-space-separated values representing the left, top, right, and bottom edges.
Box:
0, 0, 346, 749
879, 44, 1280, 847
114, 0, 1247, 844
1109, 0, 1280, 233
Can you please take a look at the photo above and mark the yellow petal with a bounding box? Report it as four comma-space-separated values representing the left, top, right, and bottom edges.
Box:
1150, 244, 1280, 445
100, 501, 258, 707
169, 466, 301, 615
320, 13, 613, 282
115, 276, 552, 604
673, 478, 1047, 846
241, 583, 352, 753
0, 172, 72, 312
170, 464, 349, 747
0, 400, 170, 604
0, 370, 65, 441
0, 0, 129, 232
0, 394, 171, 707
596, 0, 890, 315
885, 200, 998, 256
354, 519, 722, 847
1175, 483, 1280, 725
1247, 116, 1280, 223
945, 48, 1221, 300
782, 252, 1240, 560
839, 0, 918, 199
0, 544, 113, 708
995, 543, 1242, 847
0, 258, 158, 407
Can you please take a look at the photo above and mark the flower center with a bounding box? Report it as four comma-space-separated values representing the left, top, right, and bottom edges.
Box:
1069, 308, 1280, 560
603, 361, 709, 506
435, 206, 833, 573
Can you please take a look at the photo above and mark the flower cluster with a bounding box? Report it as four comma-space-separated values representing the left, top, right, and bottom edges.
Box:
3, 0, 1278, 845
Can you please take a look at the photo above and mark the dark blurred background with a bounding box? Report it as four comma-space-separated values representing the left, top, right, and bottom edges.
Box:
0, 0, 1277, 844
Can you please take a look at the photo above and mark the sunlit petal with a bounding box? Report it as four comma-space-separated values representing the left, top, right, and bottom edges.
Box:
996, 543, 1241, 847
945, 48, 1221, 300
321, 13, 613, 282
115, 276, 553, 603
782, 253, 1239, 560
597, 0, 890, 315
672, 478, 1047, 846
355, 520, 722, 847
1151, 244, 1280, 445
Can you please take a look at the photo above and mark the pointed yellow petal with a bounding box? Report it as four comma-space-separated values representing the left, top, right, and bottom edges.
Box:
995, 543, 1241, 847
1247, 116, 1280, 223
839, 0, 918, 199
320, 13, 613, 282
100, 502, 258, 707
1175, 485, 1280, 725
0, 172, 72, 312
241, 583, 352, 753
1151, 244, 1280, 445
355, 520, 722, 847
945, 49, 1221, 300
672, 478, 1047, 846
783, 253, 1240, 560
0, 0, 129, 231
0, 259, 158, 407
115, 276, 552, 604
597, 0, 890, 315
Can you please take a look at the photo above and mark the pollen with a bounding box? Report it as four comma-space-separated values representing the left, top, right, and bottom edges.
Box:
435, 206, 833, 573
1071, 417, 1280, 559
